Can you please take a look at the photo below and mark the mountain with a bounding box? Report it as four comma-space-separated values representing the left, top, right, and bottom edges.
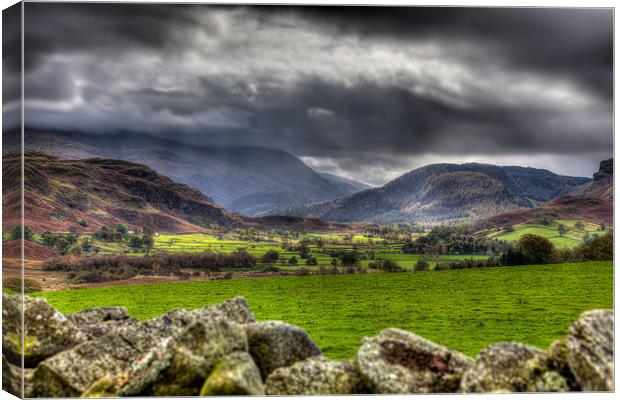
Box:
2, 152, 354, 234
273, 163, 591, 224
5, 129, 358, 216
318, 173, 371, 193
479, 159, 613, 227
2, 152, 241, 233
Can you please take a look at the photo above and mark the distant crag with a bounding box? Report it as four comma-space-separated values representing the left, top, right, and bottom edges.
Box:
2, 294, 613, 397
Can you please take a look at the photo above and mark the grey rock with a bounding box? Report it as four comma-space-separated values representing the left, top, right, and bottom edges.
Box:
201, 351, 264, 396
460, 342, 569, 393
190, 296, 256, 325
266, 356, 367, 395
567, 309, 614, 391
248, 321, 321, 379
547, 339, 580, 390
3, 354, 21, 397
2, 294, 83, 367
32, 322, 161, 397
144, 319, 248, 396
67, 306, 130, 326
356, 328, 473, 393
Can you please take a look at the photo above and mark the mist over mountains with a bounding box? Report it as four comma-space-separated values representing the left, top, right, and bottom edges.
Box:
5, 129, 597, 226
6, 130, 368, 216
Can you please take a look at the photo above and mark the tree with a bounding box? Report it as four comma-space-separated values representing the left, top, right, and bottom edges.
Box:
574, 221, 585, 230
288, 256, 298, 266
517, 234, 556, 264
340, 253, 360, 267
9, 225, 33, 241
504, 224, 515, 233
306, 257, 318, 266
116, 224, 129, 236
260, 250, 280, 264
129, 235, 144, 249
80, 237, 93, 252
600, 222, 607, 231
558, 224, 567, 237
142, 227, 154, 255
414, 260, 430, 272
575, 232, 612, 261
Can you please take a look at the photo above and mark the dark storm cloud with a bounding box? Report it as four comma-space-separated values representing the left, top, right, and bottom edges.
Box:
20, 4, 613, 183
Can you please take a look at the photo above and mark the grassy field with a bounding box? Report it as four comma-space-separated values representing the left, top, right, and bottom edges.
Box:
493, 219, 611, 248
147, 233, 488, 271
36, 261, 613, 360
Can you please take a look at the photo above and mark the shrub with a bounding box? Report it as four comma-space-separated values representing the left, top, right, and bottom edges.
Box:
260, 250, 280, 264
43, 251, 257, 282
414, 260, 430, 272
516, 234, 556, 264
575, 232, 613, 261
9, 225, 34, 242
306, 257, 318, 266
3, 277, 42, 293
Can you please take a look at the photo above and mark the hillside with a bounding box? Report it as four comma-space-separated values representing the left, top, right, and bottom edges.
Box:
5, 129, 361, 216
318, 172, 371, 193
274, 163, 590, 224
2, 152, 241, 233
479, 159, 613, 227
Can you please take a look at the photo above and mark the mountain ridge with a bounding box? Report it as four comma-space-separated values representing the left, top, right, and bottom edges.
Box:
4, 129, 368, 216
271, 162, 590, 224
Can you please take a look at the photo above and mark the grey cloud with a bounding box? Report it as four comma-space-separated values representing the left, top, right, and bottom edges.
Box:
17, 4, 614, 183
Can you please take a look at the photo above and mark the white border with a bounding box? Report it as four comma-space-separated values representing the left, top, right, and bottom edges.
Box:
0, 1, 616, 399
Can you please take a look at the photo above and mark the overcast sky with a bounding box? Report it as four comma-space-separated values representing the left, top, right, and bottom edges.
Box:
4, 4, 613, 185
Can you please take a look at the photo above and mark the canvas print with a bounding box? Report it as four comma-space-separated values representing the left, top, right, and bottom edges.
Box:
1, 3, 614, 397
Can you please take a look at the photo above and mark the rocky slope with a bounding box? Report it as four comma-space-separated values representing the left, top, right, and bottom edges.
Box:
480, 159, 613, 227
5, 129, 367, 216
275, 163, 590, 224
2, 295, 613, 397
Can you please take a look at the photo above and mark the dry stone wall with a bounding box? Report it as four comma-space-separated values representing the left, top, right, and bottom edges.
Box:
1, 294, 614, 397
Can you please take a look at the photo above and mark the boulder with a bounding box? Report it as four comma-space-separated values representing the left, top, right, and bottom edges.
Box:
200, 351, 264, 395
460, 342, 569, 393
67, 306, 130, 326
3, 354, 21, 397
247, 321, 321, 379
32, 322, 162, 397
2, 294, 83, 367
141, 296, 255, 338
566, 309, 613, 391
144, 319, 248, 396
356, 328, 473, 393
190, 296, 256, 324
266, 356, 367, 395
547, 339, 579, 390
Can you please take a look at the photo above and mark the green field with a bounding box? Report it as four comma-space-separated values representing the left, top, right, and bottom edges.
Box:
494, 219, 611, 248
36, 261, 613, 360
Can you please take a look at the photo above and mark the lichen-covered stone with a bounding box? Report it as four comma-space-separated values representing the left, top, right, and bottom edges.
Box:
143, 319, 248, 396
266, 356, 367, 395
460, 342, 568, 393
141, 296, 255, 339
67, 306, 130, 326
201, 351, 264, 395
547, 339, 579, 390
566, 309, 613, 391
3, 354, 21, 397
2, 294, 83, 367
247, 321, 321, 379
32, 322, 164, 397
190, 296, 256, 325
356, 328, 473, 393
